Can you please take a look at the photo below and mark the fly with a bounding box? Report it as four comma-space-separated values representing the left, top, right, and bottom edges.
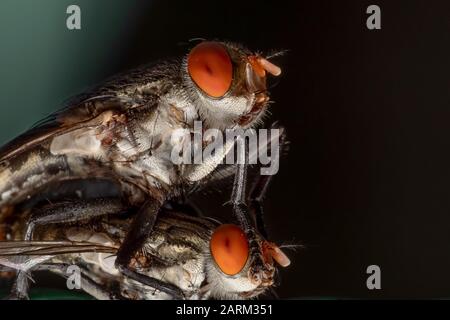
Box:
0, 40, 284, 299
0, 174, 291, 300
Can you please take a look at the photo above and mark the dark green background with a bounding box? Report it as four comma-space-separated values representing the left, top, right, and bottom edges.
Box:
0, 0, 151, 144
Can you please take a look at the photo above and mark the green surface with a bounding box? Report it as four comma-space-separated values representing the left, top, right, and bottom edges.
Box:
1, 288, 93, 300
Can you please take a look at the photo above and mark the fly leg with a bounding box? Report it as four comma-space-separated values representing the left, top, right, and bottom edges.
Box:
248, 172, 273, 239
35, 263, 126, 300
230, 124, 287, 279
230, 136, 266, 272
114, 198, 185, 300
23, 198, 125, 241
231, 138, 252, 230
9, 196, 184, 299
247, 123, 287, 299
248, 122, 287, 239
7, 272, 30, 300
9, 198, 125, 300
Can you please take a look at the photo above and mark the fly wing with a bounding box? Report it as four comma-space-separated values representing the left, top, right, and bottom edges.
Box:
0, 240, 117, 256
0, 240, 117, 271
0, 58, 174, 164
0, 94, 138, 163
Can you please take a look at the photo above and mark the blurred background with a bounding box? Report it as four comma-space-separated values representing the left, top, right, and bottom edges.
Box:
1, 0, 450, 299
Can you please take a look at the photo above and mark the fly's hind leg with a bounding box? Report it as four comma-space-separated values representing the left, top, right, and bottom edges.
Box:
9, 198, 125, 300
23, 198, 125, 241
248, 173, 273, 239
35, 263, 126, 300
114, 198, 185, 300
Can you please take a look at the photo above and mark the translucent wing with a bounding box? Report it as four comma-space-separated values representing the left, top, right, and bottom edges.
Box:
0, 240, 116, 272
0, 61, 167, 163
0, 95, 137, 163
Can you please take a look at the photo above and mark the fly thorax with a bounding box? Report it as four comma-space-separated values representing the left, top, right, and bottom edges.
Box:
112, 97, 199, 189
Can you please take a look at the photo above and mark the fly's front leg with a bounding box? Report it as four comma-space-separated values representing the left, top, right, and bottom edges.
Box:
9, 198, 125, 300
231, 142, 251, 229
248, 174, 273, 239
248, 122, 287, 239
114, 198, 185, 300
230, 136, 266, 270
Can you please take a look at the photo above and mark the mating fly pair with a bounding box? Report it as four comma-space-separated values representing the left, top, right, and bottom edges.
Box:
0, 40, 290, 299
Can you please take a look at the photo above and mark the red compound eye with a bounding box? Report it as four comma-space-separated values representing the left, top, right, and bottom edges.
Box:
210, 224, 249, 275
187, 41, 233, 98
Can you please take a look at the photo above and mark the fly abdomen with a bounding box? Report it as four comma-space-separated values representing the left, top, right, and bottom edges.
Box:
0, 145, 72, 207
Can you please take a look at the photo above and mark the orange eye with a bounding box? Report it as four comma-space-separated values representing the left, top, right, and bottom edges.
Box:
187, 42, 233, 98
210, 224, 249, 275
